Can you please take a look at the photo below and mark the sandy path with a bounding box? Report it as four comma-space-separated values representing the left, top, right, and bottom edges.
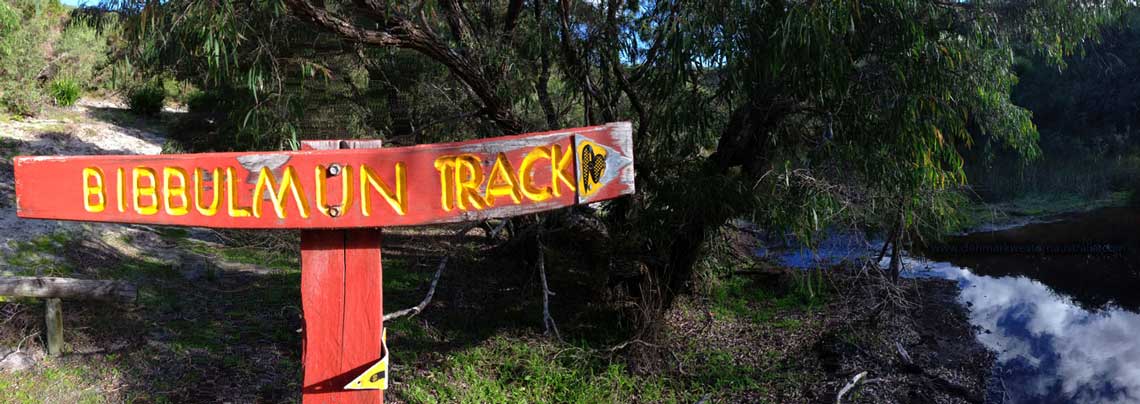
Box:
0, 98, 169, 264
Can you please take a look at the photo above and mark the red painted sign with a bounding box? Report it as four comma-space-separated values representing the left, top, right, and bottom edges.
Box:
14, 123, 634, 228
12, 122, 635, 404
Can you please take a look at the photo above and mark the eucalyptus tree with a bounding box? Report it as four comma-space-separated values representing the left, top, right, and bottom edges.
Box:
107, 0, 1129, 332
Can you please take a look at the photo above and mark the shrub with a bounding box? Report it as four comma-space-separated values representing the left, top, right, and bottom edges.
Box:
128, 84, 165, 116
160, 139, 187, 154
185, 90, 221, 113
0, 1, 49, 116
49, 79, 81, 106
54, 17, 109, 87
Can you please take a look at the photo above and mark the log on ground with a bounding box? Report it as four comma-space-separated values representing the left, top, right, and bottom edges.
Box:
0, 276, 137, 303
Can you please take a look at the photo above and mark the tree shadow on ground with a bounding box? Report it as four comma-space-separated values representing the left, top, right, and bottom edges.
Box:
83, 106, 181, 138
0, 224, 631, 402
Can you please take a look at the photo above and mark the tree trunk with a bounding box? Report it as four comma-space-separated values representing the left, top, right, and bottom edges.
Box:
664, 217, 708, 306
662, 101, 783, 301
889, 206, 905, 283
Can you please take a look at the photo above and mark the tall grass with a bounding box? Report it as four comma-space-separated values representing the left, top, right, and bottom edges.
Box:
49, 79, 81, 106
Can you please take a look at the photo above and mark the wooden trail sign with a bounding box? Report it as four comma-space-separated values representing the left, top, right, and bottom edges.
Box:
12, 122, 635, 403
14, 122, 634, 228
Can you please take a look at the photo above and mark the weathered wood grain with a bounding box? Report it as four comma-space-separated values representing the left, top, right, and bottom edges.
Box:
0, 276, 137, 302
300, 230, 384, 403
14, 123, 635, 229
45, 298, 63, 356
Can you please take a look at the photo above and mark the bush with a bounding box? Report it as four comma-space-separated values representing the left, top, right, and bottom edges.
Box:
185, 90, 222, 113
49, 79, 81, 106
160, 139, 187, 154
0, 1, 49, 116
54, 17, 110, 87
128, 84, 165, 116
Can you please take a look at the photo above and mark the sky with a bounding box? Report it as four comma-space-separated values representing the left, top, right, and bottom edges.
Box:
59, 0, 90, 7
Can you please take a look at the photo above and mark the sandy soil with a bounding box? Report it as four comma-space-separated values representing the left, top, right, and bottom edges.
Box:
0, 99, 169, 260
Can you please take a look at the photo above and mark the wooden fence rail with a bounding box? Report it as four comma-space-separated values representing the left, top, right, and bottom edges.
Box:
0, 276, 137, 303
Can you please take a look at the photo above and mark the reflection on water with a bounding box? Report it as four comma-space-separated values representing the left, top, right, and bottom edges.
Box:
919, 260, 1140, 403
764, 208, 1140, 403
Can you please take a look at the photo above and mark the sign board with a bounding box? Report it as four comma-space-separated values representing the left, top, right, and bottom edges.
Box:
14, 122, 634, 228
12, 122, 634, 404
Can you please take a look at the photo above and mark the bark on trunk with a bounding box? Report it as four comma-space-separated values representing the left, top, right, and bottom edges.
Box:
662, 100, 785, 302
889, 207, 905, 283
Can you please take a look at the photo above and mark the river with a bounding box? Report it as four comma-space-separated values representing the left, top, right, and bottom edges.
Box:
766, 207, 1140, 403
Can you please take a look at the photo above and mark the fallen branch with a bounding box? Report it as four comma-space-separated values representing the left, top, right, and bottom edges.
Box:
605, 338, 660, 352
384, 257, 447, 321
488, 219, 509, 238
895, 340, 913, 365
836, 371, 868, 404
381, 226, 470, 321
538, 240, 560, 340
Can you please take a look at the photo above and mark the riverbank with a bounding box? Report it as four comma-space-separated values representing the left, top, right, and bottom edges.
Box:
807, 273, 994, 403
958, 190, 1130, 233
668, 264, 995, 403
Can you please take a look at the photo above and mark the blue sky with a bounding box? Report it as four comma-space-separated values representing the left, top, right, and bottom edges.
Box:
60, 0, 91, 7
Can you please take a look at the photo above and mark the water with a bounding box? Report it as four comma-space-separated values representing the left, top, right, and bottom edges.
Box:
763, 208, 1140, 403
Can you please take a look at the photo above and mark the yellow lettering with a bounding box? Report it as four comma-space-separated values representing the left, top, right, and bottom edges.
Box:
434, 157, 456, 212
194, 168, 220, 216
251, 166, 310, 219
315, 165, 353, 217
361, 163, 408, 216
518, 147, 552, 202
454, 155, 485, 211
116, 168, 125, 213
225, 167, 252, 218
484, 152, 523, 206
82, 167, 105, 213
162, 167, 189, 216
132, 167, 158, 215
551, 144, 576, 197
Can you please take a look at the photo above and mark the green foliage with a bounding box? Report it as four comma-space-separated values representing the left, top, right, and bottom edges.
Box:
0, 1, 120, 115
55, 16, 110, 86
969, 8, 1140, 201
401, 336, 683, 403
127, 82, 164, 115
0, 2, 17, 37
3, 232, 75, 276
184, 89, 218, 113
108, 0, 1132, 316
48, 78, 80, 106
159, 139, 186, 154
0, 0, 54, 116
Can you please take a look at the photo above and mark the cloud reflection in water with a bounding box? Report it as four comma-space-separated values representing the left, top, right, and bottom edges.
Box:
917, 259, 1140, 404
766, 214, 1140, 404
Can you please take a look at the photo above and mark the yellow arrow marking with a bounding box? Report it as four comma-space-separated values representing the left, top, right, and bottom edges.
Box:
344, 329, 389, 390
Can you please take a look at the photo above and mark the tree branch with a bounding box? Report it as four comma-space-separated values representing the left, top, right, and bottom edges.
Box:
284, 0, 525, 134
503, 0, 524, 36
383, 257, 447, 321
537, 239, 561, 340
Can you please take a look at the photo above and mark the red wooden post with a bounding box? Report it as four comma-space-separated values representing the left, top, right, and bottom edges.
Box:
300, 140, 385, 403
300, 229, 384, 403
